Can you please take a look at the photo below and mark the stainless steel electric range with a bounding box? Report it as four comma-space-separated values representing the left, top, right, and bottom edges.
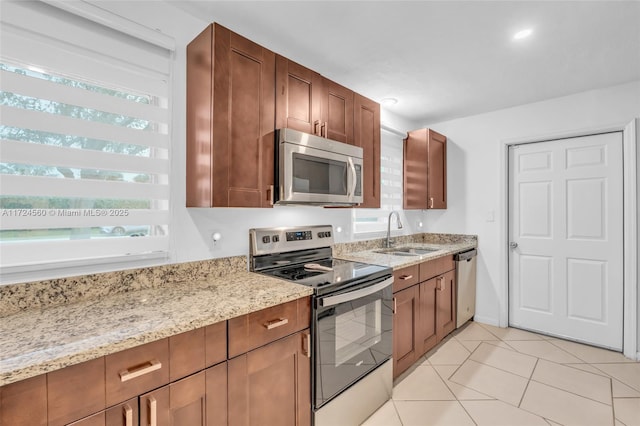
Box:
249, 225, 393, 426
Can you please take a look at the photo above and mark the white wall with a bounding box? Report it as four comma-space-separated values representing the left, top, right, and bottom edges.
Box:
423, 81, 640, 334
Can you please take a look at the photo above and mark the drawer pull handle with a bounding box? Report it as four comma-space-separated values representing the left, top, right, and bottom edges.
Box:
303, 331, 311, 358
123, 404, 133, 426
119, 359, 162, 382
149, 396, 157, 426
436, 277, 445, 291
399, 274, 413, 280
264, 318, 289, 330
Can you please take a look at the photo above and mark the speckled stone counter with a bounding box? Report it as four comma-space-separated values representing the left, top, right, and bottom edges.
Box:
0, 269, 312, 386
335, 233, 477, 270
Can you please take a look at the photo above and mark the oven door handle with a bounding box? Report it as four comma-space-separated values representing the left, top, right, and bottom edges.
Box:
319, 277, 393, 307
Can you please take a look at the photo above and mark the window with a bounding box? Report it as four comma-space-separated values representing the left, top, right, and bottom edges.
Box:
0, 1, 172, 274
353, 128, 405, 235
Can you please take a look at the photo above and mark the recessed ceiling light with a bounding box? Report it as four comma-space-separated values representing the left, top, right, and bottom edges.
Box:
513, 28, 533, 40
380, 97, 398, 106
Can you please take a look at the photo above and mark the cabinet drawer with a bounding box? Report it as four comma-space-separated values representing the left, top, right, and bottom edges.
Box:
205, 320, 227, 367
48, 357, 105, 426
419, 255, 454, 282
228, 297, 310, 358
393, 264, 419, 292
105, 338, 169, 407
169, 328, 205, 382
0, 374, 47, 426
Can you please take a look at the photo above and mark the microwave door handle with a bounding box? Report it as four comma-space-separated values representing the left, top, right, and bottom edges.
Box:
348, 157, 357, 200
319, 277, 393, 307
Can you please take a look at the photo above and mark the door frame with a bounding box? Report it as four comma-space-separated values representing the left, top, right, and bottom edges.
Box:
499, 119, 638, 360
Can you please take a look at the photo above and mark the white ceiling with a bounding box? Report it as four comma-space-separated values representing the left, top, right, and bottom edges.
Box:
171, 1, 640, 124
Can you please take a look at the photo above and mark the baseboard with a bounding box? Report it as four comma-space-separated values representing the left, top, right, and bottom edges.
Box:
472, 315, 500, 327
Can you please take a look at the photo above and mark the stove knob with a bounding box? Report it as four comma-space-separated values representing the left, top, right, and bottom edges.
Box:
318, 232, 324, 238
272, 235, 279, 242
262, 236, 271, 244
326, 231, 331, 237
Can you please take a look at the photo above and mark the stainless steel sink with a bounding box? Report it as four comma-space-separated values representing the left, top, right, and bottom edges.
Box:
373, 246, 440, 256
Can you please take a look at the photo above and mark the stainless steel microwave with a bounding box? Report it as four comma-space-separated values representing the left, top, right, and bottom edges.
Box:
274, 128, 363, 206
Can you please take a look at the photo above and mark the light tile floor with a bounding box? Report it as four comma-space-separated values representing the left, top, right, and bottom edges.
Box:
362, 322, 640, 426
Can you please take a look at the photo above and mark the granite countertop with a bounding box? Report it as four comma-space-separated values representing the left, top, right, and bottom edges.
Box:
336, 241, 477, 270
0, 271, 312, 386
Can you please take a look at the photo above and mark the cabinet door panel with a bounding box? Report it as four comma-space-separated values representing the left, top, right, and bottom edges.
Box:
322, 78, 353, 144
403, 129, 429, 209
228, 331, 310, 426
105, 399, 138, 426
354, 93, 381, 208
419, 279, 438, 355
206, 363, 228, 426
140, 386, 170, 426
393, 286, 419, 379
428, 130, 447, 209
212, 24, 276, 207
276, 56, 322, 135
436, 270, 457, 342
0, 375, 47, 426
170, 372, 206, 426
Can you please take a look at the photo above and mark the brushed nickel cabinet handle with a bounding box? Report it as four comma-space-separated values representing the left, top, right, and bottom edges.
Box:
264, 318, 289, 330
393, 297, 397, 314
302, 331, 311, 358
314, 120, 320, 136
430, 197, 434, 208
148, 396, 157, 426
123, 404, 133, 426
321, 122, 328, 138
268, 185, 274, 205
399, 274, 413, 280
436, 277, 444, 291
119, 359, 161, 382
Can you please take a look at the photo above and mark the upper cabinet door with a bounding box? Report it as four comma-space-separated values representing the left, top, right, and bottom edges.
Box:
275, 56, 322, 136
354, 93, 381, 209
186, 23, 275, 208
403, 129, 429, 209
427, 129, 447, 209
403, 128, 447, 210
321, 78, 354, 144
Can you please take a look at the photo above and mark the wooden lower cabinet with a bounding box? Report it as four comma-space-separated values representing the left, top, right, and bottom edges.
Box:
436, 270, 457, 342
392, 285, 419, 377
393, 259, 457, 379
228, 330, 310, 426
0, 375, 47, 426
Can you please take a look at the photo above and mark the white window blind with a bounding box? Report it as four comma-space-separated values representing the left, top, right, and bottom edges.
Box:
0, 1, 171, 272
353, 128, 405, 235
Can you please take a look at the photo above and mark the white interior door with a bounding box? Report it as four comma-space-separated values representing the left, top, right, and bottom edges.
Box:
508, 132, 624, 350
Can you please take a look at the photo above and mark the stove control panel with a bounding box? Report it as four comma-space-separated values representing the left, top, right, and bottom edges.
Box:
286, 230, 312, 241
250, 225, 334, 256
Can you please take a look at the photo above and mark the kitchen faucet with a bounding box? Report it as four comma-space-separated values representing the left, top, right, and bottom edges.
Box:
385, 210, 403, 248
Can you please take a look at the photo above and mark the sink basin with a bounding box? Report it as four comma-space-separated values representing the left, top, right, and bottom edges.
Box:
373, 246, 440, 256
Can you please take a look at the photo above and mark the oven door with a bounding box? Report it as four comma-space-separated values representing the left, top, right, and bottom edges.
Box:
279, 142, 363, 205
313, 275, 393, 409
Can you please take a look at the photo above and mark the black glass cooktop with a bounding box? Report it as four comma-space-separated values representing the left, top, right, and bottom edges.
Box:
263, 257, 391, 294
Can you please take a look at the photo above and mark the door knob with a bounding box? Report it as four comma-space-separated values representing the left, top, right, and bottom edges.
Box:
509, 242, 518, 249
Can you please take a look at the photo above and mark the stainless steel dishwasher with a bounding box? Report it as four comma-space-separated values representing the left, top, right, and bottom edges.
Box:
455, 249, 477, 328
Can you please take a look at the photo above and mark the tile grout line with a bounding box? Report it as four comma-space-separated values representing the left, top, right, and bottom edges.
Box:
517, 357, 538, 408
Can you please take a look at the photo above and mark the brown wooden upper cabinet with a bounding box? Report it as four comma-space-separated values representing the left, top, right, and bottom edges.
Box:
275, 56, 355, 145
403, 128, 447, 209
354, 94, 381, 208
187, 23, 276, 208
